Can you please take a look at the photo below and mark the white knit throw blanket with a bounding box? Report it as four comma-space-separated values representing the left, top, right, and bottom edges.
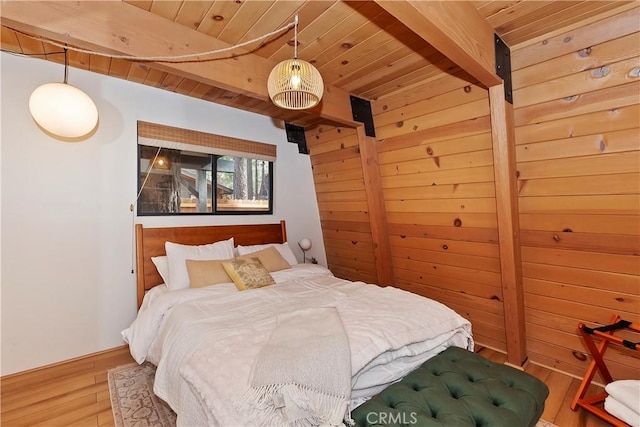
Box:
243, 307, 351, 427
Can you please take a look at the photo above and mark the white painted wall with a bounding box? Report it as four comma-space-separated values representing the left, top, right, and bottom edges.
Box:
0, 52, 326, 375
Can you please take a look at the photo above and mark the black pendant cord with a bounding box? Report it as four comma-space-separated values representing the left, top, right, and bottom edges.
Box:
63, 47, 68, 84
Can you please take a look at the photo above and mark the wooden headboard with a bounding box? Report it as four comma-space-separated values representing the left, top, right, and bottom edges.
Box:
135, 221, 287, 308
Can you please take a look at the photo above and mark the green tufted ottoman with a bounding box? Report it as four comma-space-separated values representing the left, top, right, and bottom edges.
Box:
352, 346, 549, 427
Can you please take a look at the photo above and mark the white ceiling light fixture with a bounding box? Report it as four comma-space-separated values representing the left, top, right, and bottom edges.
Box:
29, 48, 98, 139
267, 14, 324, 110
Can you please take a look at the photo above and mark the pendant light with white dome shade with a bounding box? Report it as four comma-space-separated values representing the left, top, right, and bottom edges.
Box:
29, 48, 98, 139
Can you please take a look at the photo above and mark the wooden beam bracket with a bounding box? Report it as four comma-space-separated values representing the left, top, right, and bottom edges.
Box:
494, 34, 513, 104
284, 123, 308, 154
350, 96, 376, 138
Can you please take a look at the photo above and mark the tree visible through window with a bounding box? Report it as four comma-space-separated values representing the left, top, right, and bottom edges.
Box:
215, 156, 271, 212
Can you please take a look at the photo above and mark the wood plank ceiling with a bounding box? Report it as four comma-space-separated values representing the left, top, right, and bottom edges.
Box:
0, 1, 630, 129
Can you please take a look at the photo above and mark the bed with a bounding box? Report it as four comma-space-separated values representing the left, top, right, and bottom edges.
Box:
123, 221, 473, 426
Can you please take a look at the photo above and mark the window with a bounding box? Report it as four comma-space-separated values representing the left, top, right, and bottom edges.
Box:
215, 156, 272, 213
137, 122, 275, 215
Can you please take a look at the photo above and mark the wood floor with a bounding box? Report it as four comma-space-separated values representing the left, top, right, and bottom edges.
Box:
0, 345, 613, 426
476, 347, 611, 427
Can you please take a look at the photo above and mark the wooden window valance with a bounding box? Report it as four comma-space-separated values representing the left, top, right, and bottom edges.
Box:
137, 121, 277, 161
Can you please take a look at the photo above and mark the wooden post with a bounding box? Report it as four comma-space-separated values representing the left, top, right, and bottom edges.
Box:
357, 126, 394, 286
489, 83, 527, 366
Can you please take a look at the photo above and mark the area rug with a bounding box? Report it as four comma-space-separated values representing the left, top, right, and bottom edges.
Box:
108, 362, 558, 427
108, 362, 176, 427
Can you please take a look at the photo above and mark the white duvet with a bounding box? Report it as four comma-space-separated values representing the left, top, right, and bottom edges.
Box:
122, 264, 473, 426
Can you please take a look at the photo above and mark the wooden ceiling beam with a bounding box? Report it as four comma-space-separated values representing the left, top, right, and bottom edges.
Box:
0, 1, 357, 127
374, 0, 502, 88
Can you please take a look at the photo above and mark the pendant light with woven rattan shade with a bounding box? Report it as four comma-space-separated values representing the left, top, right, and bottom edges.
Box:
267, 14, 324, 110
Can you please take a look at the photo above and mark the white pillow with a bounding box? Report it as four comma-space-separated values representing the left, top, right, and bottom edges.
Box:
151, 255, 170, 285
165, 237, 235, 290
236, 242, 298, 266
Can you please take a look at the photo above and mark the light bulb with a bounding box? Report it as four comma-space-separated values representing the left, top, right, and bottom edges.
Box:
290, 74, 301, 90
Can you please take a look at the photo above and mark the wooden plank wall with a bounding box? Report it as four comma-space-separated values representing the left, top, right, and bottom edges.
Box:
306, 126, 378, 284
306, 6, 638, 382
370, 72, 507, 352
512, 7, 640, 381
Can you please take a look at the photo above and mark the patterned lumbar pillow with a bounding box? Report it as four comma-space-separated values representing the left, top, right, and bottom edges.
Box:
222, 257, 275, 291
